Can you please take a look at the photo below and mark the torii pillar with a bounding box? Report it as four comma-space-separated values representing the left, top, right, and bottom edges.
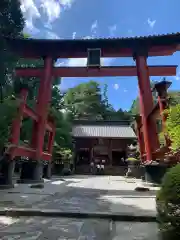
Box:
134, 52, 160, 162
19, 56, 54, 183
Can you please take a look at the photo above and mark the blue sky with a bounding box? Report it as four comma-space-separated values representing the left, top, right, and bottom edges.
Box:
21, 0, 180, 110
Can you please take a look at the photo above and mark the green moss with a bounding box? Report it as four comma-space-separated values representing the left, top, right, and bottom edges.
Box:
127, 157, 138, 161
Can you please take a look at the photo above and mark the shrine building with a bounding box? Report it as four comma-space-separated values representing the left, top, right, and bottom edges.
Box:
72, 120, 136, 174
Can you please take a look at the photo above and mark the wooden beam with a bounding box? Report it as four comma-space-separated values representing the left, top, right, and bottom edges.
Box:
7, 145, 52, 161
16, 65, 177, 78
23, 105, 53, 132
24, 105, 38, 121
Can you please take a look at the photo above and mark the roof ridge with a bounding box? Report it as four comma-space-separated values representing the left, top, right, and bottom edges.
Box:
72, 125, 136, 138
4, 32, 180, 41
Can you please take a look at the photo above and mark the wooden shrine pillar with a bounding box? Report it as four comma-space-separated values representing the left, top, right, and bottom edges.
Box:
47, 128, 55, 155
90, 145, 93, 163
135, 116, 145, 161
109, 139, 112, 165
135, 54, 160, 162
154, 81, 172, 146
43, 126, 56, 179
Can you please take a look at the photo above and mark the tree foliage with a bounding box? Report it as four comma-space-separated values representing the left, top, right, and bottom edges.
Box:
0, 0, 24, 152
156, 164, 180, 240
165, 104, 180, 152
0, 0, 24, 101
64, 81, 131, 121
0, 97, 18, 153
64, 81, 105, 120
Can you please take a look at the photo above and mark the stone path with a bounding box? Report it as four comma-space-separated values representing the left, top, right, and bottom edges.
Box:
0, 177, 71, 208
0, 216, 158, 239
0, 175, 159, 239
35, 176, 157, 217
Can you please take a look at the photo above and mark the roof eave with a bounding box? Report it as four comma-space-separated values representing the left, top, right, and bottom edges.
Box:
72, 136, 137, 139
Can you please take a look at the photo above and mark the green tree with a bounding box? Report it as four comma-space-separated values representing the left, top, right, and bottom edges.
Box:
64, 81, 132, 121
49, 77, 73, 150
156, 164, 180, 240
168, 91, 180, 106
64, 81, 105, 120
165, 104, 180, 152
129, 98, 139, 115
0, 0, 24, 152
0, 0, 24, 102
0, 97, 18, 153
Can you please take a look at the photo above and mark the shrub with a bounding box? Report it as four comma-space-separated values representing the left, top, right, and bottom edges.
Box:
156, 164, 180, 240
165, 104, 180, 152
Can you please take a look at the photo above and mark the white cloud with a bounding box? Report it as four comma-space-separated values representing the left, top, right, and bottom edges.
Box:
60, 0, 74, 7
91, 20, 98, 33
44, 22, 53, 30
21, 0, 75, 32
46, 31, 61, 39
72, 32, 76, 39
40, 0, 75, 23
40, 0, 61, 23
20, 0, 41, 31
66, 57, 113, 67
147, 18, 156, 28
175, 72, 180, 80
109, 24, 117, 36
67, 58, 87, 67
83, 35, 94, 39
174, 66, 180, 80
55, 61, 66, 67
113, 84, 119, 90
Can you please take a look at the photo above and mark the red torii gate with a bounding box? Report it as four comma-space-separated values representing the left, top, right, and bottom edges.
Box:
1, 34, 180, 187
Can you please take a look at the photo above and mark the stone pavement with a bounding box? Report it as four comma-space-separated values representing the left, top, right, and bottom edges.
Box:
0, 177, 72, 208
0, 175, 159, 239
0, 216, 158, 239
35, 176, 157, 217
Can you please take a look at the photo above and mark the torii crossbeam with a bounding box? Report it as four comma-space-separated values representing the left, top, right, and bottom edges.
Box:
15, 65, 177, 77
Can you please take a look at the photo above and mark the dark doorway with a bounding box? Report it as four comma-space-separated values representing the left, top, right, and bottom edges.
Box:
76, 150, 90, 166
112, 151, 127, 166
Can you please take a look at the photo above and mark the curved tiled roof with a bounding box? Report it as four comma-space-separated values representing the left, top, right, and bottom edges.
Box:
5, 32, 180, 42
72, 124, 136, 139
4, 32, 180, 57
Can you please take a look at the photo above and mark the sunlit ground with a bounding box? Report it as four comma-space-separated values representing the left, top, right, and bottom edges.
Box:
98, 194, 156, 212
0, 216, 19, 225
57, 175, 157, 213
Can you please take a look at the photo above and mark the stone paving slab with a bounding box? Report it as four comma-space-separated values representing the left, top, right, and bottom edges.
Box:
0, 176, 158, 217
0, 178, 73, 208
35, 186, 157, 217
0, 216, 159, 239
